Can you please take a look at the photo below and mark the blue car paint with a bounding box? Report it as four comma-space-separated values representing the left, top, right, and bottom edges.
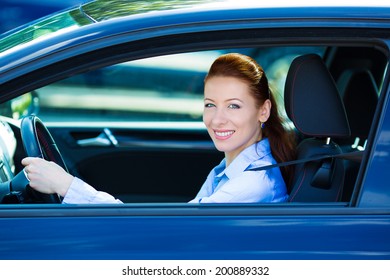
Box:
1, 208, 389, 259
359, 77, 390, 207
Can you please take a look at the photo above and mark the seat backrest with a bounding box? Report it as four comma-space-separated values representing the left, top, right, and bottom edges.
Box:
337, 69, 378, 148
336, 69, 378, 201
284, 54, 350, 202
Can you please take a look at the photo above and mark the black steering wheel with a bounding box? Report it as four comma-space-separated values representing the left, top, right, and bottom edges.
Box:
18, 115, 67, 203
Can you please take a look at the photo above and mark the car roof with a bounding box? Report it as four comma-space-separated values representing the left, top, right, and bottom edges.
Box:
1, 0, 389, 52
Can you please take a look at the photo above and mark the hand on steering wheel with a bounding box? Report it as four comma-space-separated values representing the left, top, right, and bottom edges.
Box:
13, 115, 68, 203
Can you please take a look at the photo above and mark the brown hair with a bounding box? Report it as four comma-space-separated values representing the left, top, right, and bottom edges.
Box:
205, 53, 296, 188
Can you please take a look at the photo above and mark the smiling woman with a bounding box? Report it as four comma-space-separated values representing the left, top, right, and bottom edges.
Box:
20, 53, 296, 204
190, 53, 296, 203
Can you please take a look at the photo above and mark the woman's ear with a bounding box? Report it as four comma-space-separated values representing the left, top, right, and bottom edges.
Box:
258, 99, 271, 123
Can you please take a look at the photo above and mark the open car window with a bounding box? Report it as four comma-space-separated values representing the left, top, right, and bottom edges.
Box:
0, 44, 387, 206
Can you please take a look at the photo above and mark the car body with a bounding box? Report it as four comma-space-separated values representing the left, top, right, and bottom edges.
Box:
0, 0, 390, 260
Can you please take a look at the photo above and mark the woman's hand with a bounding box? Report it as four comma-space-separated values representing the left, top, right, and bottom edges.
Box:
21, 157, 74, 197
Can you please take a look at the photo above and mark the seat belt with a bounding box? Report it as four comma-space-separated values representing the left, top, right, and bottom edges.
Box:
248, 150, 363, 172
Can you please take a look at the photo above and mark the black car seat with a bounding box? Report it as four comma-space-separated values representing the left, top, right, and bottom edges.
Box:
284, 54, 351, 202
337, 69, 378, 149
336, 69, 378, 200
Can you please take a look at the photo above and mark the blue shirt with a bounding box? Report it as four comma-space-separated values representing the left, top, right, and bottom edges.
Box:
188, 138, 289, 203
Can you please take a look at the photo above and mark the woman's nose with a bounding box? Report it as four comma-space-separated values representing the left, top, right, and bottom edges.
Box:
211, 108, 228, 125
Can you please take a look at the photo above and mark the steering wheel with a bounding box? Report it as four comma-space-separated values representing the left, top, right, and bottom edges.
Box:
19, 115, 68, 203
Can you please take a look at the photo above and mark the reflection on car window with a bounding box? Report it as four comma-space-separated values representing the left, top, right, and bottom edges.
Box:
32, 47, 324, 123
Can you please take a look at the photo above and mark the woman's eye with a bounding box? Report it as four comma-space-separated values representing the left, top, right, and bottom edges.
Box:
228, 104, 240, 109
204, 103, 215, 108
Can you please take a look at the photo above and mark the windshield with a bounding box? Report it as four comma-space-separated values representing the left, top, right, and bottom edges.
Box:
0, 0, 218, 54
0, 10, 91, 54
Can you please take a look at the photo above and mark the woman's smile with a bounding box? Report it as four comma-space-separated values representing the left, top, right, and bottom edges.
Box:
214, 130, 235, 140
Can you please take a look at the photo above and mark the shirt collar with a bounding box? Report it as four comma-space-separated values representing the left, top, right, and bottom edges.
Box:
215, 138, 272, 180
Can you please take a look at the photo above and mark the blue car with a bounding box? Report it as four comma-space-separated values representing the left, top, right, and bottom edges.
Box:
0, 0, 389, 260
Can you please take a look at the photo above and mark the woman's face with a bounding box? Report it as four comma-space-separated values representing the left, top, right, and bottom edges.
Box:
203, 76, 269, 163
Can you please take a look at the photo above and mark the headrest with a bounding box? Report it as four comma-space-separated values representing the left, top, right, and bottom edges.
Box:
284, 54, 350, 138
338, 69, 378, 139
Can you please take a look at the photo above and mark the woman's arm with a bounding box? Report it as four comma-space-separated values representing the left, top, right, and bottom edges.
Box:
63, 177, 122, 204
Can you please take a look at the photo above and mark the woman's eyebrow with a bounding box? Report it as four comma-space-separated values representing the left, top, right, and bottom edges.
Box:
226, 98, 244, 103
204, 97, 244, 102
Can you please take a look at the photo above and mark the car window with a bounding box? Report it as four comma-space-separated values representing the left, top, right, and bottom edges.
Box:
7, 44, 387, 205
30, 47, 325, 123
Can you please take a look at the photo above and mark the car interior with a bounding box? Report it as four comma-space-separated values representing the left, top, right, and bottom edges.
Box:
284, 53, 351, 202
0, 44, 387, 205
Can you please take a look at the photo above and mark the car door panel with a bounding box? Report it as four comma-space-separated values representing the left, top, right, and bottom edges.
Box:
1, 206, 389, 259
